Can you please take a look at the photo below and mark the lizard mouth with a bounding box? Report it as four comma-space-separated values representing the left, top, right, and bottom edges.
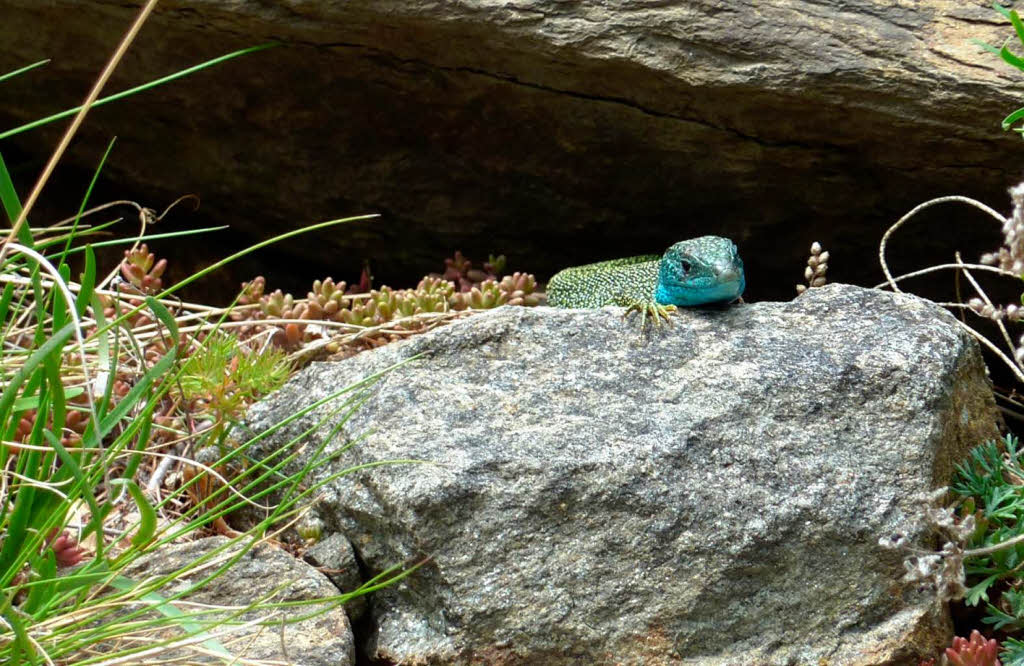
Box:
715, 267, 743, 284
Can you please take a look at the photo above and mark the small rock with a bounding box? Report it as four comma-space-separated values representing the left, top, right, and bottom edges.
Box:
123, 537, 355, 666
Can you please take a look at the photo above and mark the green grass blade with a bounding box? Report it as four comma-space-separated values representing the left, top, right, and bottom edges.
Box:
56, 138, 116, 267
50, 225, 230, 258
95, 348, 175, 439
108, 479, 157, 549
1001, 41, 1024, 71
1009, 9, 1024, 49
0, 282, 14, 324
145, 295, 179, 341
0, 151, 36, 250
89, 292, 111, 376
45, 430, 105, 559
11, 388, 83, 411
156, 214, 378, 299
50, 265, 70, 332
0, 151, 30, 246
0, 321, 75, 422
76, 245, 97, 317
22, 551, 57, 616
44, 349, 66, 447
104, 577, 231, 658
971, 37, 1004, 57
3, 607, 32, 663
1003, 107, 1024, 131
0, 43, 279, 141
0, 59, 49, 84
119, 404, 153, 482
0, 441, 41, 581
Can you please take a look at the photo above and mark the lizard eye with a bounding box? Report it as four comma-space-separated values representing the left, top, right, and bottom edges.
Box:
680, 259, 692, 274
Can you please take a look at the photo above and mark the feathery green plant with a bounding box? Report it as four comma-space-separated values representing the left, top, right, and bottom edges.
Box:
952, 434, 1024, 664
975, 2, 1024, 137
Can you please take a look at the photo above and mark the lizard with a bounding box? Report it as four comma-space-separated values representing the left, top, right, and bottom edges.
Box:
545, 235, 745, 327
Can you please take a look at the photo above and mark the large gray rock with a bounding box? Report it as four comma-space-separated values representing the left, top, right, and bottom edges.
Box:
0, 2, 1021, 298
244, 284, 999, 665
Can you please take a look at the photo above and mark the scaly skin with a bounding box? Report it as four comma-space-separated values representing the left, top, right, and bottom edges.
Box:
546, 236, 745, 327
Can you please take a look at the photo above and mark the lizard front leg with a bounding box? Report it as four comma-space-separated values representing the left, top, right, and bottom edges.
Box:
615, 296, 677, 330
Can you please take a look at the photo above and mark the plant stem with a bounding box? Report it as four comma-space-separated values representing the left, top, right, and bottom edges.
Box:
3, 0, 160, 250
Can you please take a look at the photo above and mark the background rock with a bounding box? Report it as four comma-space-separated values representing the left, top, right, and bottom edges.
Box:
0, 1, 1021, 301
244, 284, 1000, 665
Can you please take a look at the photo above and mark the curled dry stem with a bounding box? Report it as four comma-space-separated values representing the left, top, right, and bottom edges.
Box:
878, 194, 1024, 385
96, 195, 201, 291
954, 252, 1019, 359
878, 194, 1007, 293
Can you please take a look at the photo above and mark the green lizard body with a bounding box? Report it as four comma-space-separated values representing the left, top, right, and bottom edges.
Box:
546, 236, 745, 325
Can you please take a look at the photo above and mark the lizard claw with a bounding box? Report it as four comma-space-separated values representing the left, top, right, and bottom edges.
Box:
623, 302, 677, 330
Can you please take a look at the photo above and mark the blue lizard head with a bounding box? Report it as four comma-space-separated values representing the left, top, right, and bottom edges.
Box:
654, 236, 745, 306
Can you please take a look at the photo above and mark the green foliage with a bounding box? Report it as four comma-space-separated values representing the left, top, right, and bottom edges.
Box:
953, 436, 1024, 603
976, 3, 1024, 137
0, 44, 278, 142
0, 29, 410, 666
1003, 637, 1024, 666
952, 434, 1024, 663
180, 331, 291, 445
180, 332, 291, 409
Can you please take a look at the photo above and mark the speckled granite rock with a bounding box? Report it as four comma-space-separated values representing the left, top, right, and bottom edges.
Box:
243, 284, 998, 664
124, 537, 355, 666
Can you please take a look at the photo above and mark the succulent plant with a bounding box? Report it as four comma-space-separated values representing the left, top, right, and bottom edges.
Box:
119, 243, 167, 295
296, 515, 324, 545
228, 251, 540, 355
484, 253, 507, 276
497, 272, 541, 306
307, 277, 351, 318
237, 275, 266, 306
47, 529, 87, 568
946, 630, 1001, 666
13, 404, 90, 448
99, 293, 155, 330
441, 250, 506, 292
